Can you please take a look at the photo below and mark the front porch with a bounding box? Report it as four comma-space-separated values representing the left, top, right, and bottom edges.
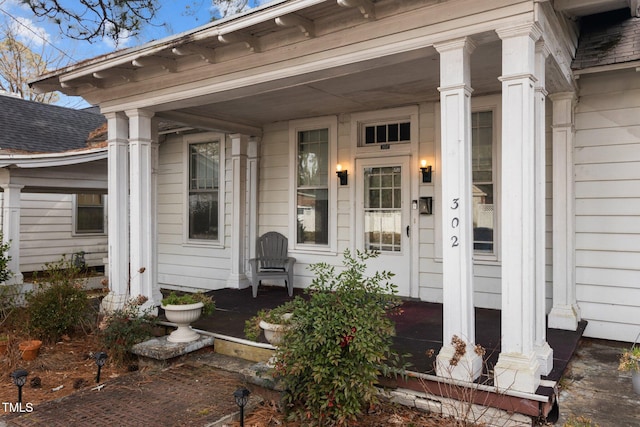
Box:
189, 285, 586, 421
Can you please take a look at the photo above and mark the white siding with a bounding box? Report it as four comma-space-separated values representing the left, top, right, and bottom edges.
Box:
156, 133, 231, 291
0, 193, 107, 273
574, 68, 640, 342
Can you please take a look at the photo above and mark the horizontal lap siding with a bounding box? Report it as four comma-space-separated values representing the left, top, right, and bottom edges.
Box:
156, 134, 231, 291
11, 193, 107, 272
574, 69, 640, 342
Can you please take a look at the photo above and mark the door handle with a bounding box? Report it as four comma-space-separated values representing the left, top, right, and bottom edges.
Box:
406, 225, 410, 237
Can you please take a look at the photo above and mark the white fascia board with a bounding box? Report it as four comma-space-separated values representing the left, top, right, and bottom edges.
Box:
0, 148, 107, 169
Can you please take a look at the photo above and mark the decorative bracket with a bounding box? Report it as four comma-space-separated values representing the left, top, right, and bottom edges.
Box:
131, 56, 177, 73
275, 14, 315, 37
172, 45, 216, 64
93, 68, 136, 82
218, 32, 260, 53
337, 0, 375, 20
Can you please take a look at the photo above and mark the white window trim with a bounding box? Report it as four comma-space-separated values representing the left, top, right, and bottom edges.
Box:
289, 116, 338, 254
72, 194, 107, 236
434, 94, 502, 264
351, 106, 419, 157
182, 132, 226, 248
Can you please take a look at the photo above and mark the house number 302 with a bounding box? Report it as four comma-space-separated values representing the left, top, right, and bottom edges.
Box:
451, 198, 460, 248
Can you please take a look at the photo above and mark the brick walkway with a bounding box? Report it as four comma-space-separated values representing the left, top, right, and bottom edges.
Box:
1, 360, 255, 427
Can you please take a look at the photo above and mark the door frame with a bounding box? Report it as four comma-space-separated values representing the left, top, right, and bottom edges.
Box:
352, 154, 419, 298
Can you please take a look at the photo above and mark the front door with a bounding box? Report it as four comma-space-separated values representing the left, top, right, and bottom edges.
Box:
356, 156, 412, 296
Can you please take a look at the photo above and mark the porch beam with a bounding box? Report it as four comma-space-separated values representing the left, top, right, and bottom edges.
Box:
104, 112, 129, 310
534, 40, 553, 376
494, 23, 542, 394
434, 37, 481, 382
157, 111, 263, 137
227, 134, 251, 289
1, 184, 24, 285
548, 92, 580, 331
127, 109, 160, 310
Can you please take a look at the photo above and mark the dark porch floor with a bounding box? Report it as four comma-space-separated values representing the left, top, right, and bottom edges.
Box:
192, 286, 586, 398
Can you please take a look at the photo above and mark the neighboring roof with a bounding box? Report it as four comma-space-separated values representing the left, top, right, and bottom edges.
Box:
573, 8, 640, 70
0, 93, 106, 153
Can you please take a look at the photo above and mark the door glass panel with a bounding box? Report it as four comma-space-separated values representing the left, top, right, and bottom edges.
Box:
364, 166, 402, 252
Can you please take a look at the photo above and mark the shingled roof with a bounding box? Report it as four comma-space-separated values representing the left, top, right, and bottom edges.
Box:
573, 8, 640, 70
0, 93, 106, 153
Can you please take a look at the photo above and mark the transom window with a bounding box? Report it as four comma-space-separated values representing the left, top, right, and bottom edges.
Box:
188, 141, 219, 241
471, 111, 495, 253
296, 128, 329, 245
75, 194, 105, 234
362, 121, 411, 145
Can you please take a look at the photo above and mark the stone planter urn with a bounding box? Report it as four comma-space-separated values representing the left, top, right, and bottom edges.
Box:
259, 313, 293, 346
162, 302, 203, 343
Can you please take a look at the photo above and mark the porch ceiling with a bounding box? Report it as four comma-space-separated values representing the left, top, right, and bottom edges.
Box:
157, 40, 505, 129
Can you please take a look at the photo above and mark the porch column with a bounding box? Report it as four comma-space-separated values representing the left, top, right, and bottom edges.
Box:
127, 109, 159, 310
227, 134, 250, 289
548, 92, 580, 330
534, 40, 553, 376
1, 184, 23, 285
494, 24, 542, 393
247, 137, 260, 265
434, 37, 482, 381
103, 112, 129, 310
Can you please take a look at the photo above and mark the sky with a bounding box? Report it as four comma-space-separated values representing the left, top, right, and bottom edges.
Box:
0, 0, 268, 108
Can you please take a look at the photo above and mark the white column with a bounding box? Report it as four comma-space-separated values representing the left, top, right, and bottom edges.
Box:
494, 24, 542, 393
227, 134, 250, 288
247, 137, 260, 267
534, 41, 553, 376
548, 92, 580, 330
434, 38, 482, 382
127, 109, 158, 310
103, 112, 129, 311
1, 184, 23, 285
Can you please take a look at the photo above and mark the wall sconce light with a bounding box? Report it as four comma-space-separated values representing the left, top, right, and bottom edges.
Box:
420, 160, 432, 183
233, 387, 251, 427
336, 164, 348, 186
94, 351, 108, 383
10, 369, 28, 404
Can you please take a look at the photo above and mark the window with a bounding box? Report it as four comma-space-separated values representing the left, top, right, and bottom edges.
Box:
296, 128, 329, 245
75, 194, 105, 234
471, 111, 495, 253
363, 121, 411, 145
188, 141, 219, 240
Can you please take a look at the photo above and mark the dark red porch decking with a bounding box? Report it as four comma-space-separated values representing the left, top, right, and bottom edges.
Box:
194, 286, 586, 390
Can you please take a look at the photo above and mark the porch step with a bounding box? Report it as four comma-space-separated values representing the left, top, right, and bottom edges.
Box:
131, 334, 215, 366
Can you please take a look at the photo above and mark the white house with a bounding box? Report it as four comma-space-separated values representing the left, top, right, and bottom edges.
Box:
0, 93, 108, 282
31, 0, 640, 394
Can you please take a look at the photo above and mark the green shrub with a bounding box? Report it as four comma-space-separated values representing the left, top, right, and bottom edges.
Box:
274, 249, 406, 426
99, 295, 157, 365
0, 236, 12, 283
26, 256, 90, 342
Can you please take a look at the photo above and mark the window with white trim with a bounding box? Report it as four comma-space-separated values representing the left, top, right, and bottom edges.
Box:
188, 140, 220, 241
74, 194, 105, 234
471, 111, 495, 253
289, 117, 337, 252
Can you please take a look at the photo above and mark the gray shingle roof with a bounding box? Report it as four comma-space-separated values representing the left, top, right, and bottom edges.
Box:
573, 8, 640, 70
0, 93, 105, 153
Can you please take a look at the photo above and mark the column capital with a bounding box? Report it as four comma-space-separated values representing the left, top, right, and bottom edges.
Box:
0, 184, 24, 191
124, 108, 155, 120
433, 37, 476, 55
496, 23, 543, 42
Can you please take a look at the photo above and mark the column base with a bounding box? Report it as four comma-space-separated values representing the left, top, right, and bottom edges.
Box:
436, 343, 483, 382
7, 272, 23, 286
548, 305, 580, 331
100, 292, 129, 314
534, 342, 553, 376
494, 352, 540, 393
226, 273, 250, 289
